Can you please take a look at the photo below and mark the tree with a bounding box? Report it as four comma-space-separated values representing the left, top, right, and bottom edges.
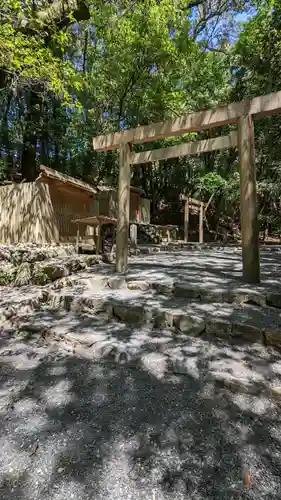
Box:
0, 0, 90, 179
231, 0, 281, 234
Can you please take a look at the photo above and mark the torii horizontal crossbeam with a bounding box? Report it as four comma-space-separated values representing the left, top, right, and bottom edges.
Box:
93, 91, 281, 151
130, 132, 237, 165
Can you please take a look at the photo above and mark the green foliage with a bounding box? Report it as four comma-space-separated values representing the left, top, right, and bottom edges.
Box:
0, 0, 89, 100
197, 173, 227, 196
33, 269, 50, 286
0, 269, 13, 285
0, 0, 280, 235
230, 0, 281, 232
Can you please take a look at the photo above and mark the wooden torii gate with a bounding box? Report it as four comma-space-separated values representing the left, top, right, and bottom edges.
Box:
179, 195, 204, 244
93, 91, 281, 283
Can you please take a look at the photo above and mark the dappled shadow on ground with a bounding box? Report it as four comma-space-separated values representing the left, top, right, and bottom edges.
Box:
78, 247, 281, 293
124, 248, 281, 290
1, 246, 281, 499
1, 324, 281, 500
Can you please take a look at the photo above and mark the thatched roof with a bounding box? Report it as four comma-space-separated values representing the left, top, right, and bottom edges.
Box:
39, 165, 145, 196
39, 165, 98, 194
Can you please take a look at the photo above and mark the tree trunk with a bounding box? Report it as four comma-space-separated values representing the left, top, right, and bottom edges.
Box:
21, 91, 41, 181
0, 91, 13, 180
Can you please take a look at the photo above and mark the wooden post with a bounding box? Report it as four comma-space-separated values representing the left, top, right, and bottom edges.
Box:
116, 143, 131, 273
199, 202, 204, 243
130, 223, 137, 248
96, 223, 101, 254
184, 198, 189, 243
76, 225, 80, 254
238, 114, 260, 283
136, 193, 140, 221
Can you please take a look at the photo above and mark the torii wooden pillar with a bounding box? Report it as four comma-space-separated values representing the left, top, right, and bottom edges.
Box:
116, 143, 131, 273
238, 115, 260, 282
184, 197, 189, 243
93, 90, 281, 283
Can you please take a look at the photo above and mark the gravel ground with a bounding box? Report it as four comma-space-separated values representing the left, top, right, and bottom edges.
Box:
127, 246, 281, 291
1, 246, 281, 499
1, 326, 281, 500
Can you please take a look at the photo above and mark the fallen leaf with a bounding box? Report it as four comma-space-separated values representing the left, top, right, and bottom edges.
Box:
29, 442, 39, 457
243, 468, 250, 489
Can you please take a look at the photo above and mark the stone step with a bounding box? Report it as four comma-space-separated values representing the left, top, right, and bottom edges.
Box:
2, 280, 281, 399
43, 284, 281, 348
152, 280, 281, 309
2, 269, 281, 350
52, 270, 281, 310
7, 305, 281, 400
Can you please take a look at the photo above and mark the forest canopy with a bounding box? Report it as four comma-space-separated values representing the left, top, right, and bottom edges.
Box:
0, 0, 280, 233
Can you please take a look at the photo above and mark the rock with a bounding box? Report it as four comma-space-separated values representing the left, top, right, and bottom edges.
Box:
0, 244, 77, 269
245, 291, 266, 307
0, 263, 16, 285
52, 276, 78, 290
14, 262, 32, 286
37, 290, 49, 303
152, 282, 174, 295
61, 295, 74, 311
271, 387, 281, 400
200, 289, 223, 302
0, 248, 10, 261
266, 292, 281, 309
34, 261, 68, 284
226, 289, 266, 307
47, 293, 74, 311
2, 306, 17, 320
113, 304, 144, 323
139, 352, 167, 378
25, 249, 50, 263
264, 329, 281, 349
78, 276, 108, 289
10, 249, 27, 265
76, 296, 112, 316
205, 318, 232, 337
127, 281, 150, 291
139, 247, 150, 254
129, 248, 140, 256
173, 314, 205, 335
108, 277, 126, 289
205, 372, 262, 395
101, 345, 129, 364
83, 255, 100, 266
153, 309, 174, 328
102, 253, 114, 264
174, 283, 200, 299
100, 344, 119, 362
65, 257, 87, 273
32, 267, 49, 285
232, 322, 263, 343
227, 291, 248, 304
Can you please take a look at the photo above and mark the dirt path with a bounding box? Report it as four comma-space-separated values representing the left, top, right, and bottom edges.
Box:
1, 325, 281, 500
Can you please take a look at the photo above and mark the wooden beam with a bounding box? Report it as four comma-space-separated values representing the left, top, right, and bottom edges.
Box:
180, 195, 204, 206
199, 202, 204, 244
116, 143, 131, 273
190, 205, 200, 213
238, 115, 260, 283
184, 199, 189, 243
131, 132, 238, 165
93, 91, 281, 151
